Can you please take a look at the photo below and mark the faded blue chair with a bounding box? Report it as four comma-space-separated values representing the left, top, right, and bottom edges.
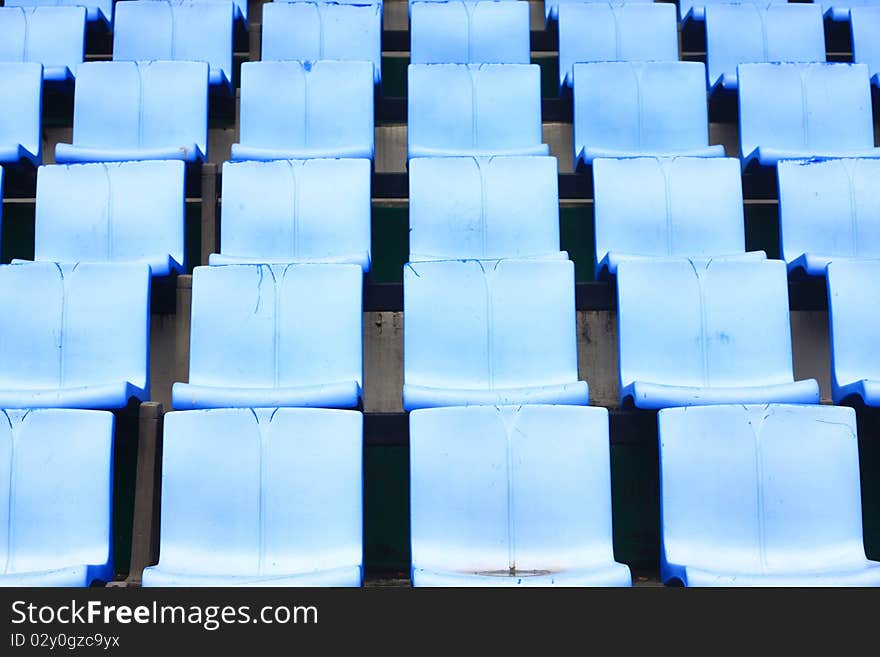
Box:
410, 405, 631, 587
403, 258, 588, 410
546, 0, 651, 23
55, 61, 208, 163
852, 7, 880, 86
233, 60, 374, 161
408, 64, 548, 159
738, 63, 880, 170
659, 404, 880, 586
211, 159, 371, 271
0, 262, 150, 409
778, 159, 880, 276
173, 264, 363, 410
0, 6, 85, 82
823, 0, 880, 22
142, 408, 363, 587
0, 409, 114, 586
617, 258, 820, 409
4, 0, 112, 26
0, 62, 42, 166
408, 156, 562, 261
680, 0, 786, 23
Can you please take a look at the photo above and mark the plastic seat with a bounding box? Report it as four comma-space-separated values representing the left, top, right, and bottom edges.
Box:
0, 7, 85, 82
0, 262, 150, 409
0, 62, 42, 166
616, 258, 820, 409
33, 161, 185, 276
4, 0, 112, 26
262, 2, 381, 84
558, 2, 678, 90
233, 60, 374, 161
55, 61, 208, 164
593, 157, 764, 277
852, 7, 880, 86
705, 4, 825, 92
408, 156, 562, 261
0, 409, 114, 587
403, 258, 588, 410
778, 159, 880, 276
113, 0, 233, 88
573, 62, 724, 169
410, 1, 529, 65
738, 63, 880, 170
824, 0, 880, 22
411, 405, 631, 587
173, 264, 363, 410
659, 404, 880, 586
546, 0, 652, 23
679, 0, 786, 23
142, 408, 363, 587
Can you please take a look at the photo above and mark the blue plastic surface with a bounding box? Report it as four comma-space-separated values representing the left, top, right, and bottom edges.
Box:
173, 264, 363, 410
403, 258, 588, 410
573, 62, 724, 168
545, 0, 651, 23
823, 0, 880, 22
617, 258, 820, 409
233, 60, 374, 161
212, 159, 371, 270
680, 0, 786, 23
142, 408, 363, 587
34, 161, 185, 276
4, 0, 112, 25
408, 156, 562, 261
852, 7, 880, 86
0, 7, 85, 81
738, 63, 880, 169
659, 404, 880, 586
0, 62, 42, 166
408, 64, 548, 158
0, 408, 114, 587
0, 262, 150, 409
410, 405, 631, 587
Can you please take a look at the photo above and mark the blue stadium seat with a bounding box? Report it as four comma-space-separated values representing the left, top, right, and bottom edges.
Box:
659, 404, 880, 586
705, 4, 826, 92
113, 0, 233, 88
55, 61, 208, 164
410, 1, 529, 65
211, 159, 371, 270
573, 62, 724, 168
262, 2, 381, 83
408, 156, 562, 261
558, 2, 678, 90
408, 64, 548, 158
0, 408, 114, 587
852, 7, 880, 86
0, 6, 85, 82
173, 264, 363, 410
403, 258, 588, 410
4, 0, 112, 26
680, 0, 786, 23
738, 63, 880, 170
33, 161, 185, 276
593, 157, 764, 277
142, 408, 363, 587
0, 62, 42, 166
617, 258, 820, 409
233, 60, 374, 161
827, 260, 880, 406
778, 159, 880, 276
410, 405, 632, 587
546, 0, 652, 23
823, 0, 880, 22
0, 262, 150, 409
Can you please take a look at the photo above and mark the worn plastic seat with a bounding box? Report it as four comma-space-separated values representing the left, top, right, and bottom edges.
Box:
573, 62, 724, 168
546, 0, 652, 23
558, 2, 678, 90
617, 258, 820, 409
679, 0, 786, 23
173, 264, 363, 410
4, 0, 112, 25
33, 161, 185, 276
0, 262, 150, 409
411, 405, 631, 587
410, 1, 529, 65
408, 156, 562, 261
142, 408, 363, 587
852, 7, 880, 86
0, 6, 85, 82
594, 157, 764, 277
233, 60, 374, 161
705, 4, 825, 92
113, 0, 233, 88
659, 404, 880, 586
778, 159, 880, 276
0, 409, 114, 587
408, 64, 548, 158
403, 258, 588, 410
55, 61, 208, 163
824, 0, 880, 22
0, 62, 42, 166
738, 63, 880, 170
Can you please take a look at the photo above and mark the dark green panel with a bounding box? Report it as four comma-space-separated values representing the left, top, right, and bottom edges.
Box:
112, 405, 141, 579
745, 203, 780, 260
186, 201, 201, 273
611, 443, 661, 571
559, 205, 594, 282
1, 203, 35, 264
535, 55, 559, 99
371, 205, 408, 284
364, 445, 411, 574
859, 421, 880, 560
381, 56, 408, 108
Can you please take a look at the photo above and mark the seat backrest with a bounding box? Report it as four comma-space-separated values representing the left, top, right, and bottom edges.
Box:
546, 0, 652, 22
823, 0, 880, 21
827, 260, 880, 392
680, 0, 787, 22
851, 6, 880, 83
0, 62, 42, 160
4, 0, 112, 24
0, 6, 85, 76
